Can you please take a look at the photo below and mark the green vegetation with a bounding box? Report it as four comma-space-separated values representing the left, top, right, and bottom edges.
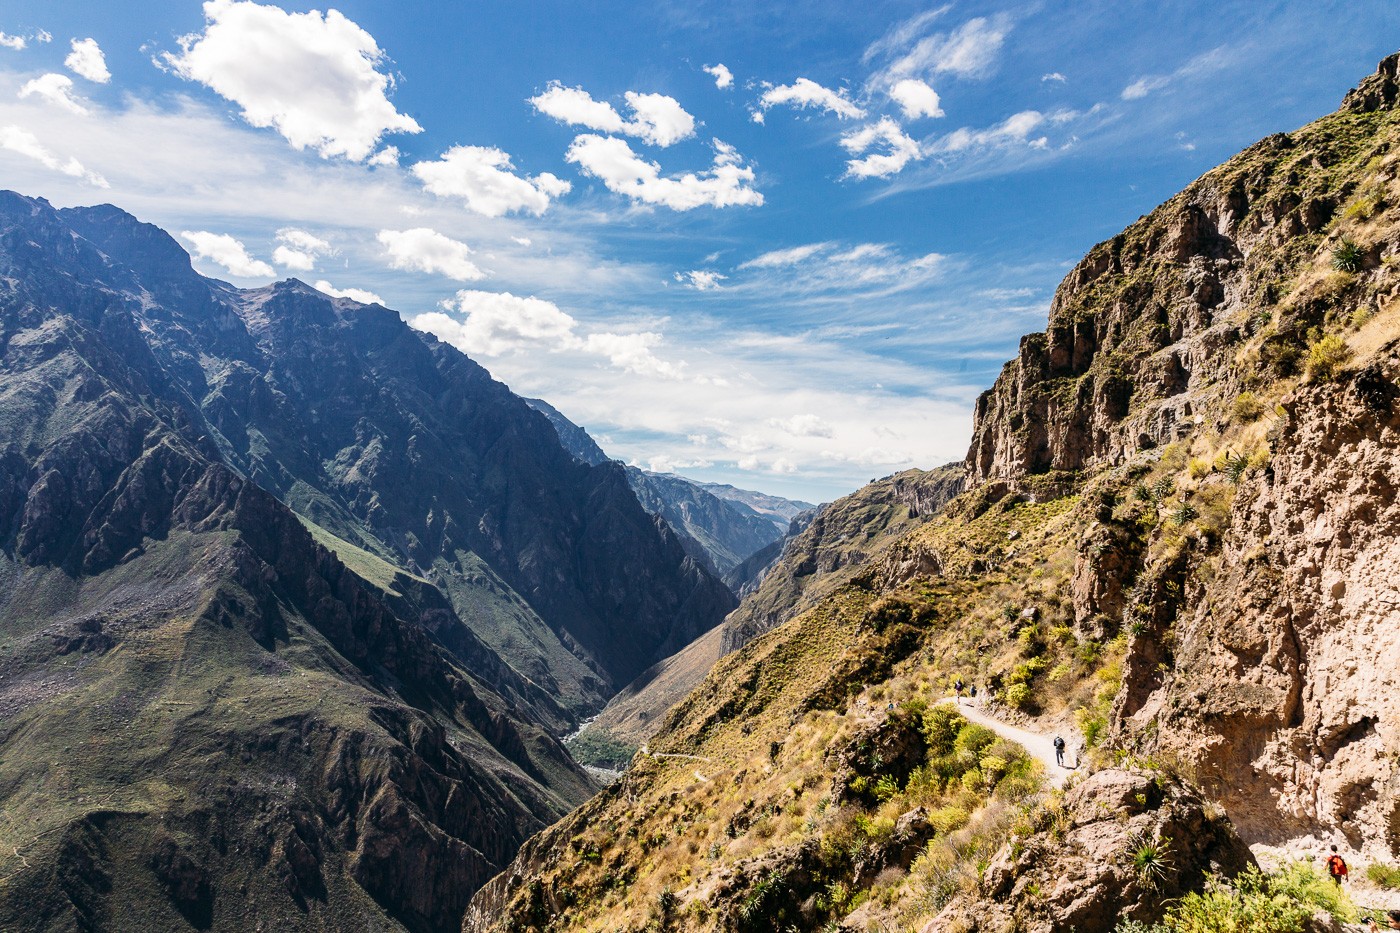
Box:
1114, 862, 1356, 933
1307, 332, 1354, 381
1330, 237, 1364, 272
1231, 391, 1264, 422
1367, 862, 1400, 888
566, 730, 639, 769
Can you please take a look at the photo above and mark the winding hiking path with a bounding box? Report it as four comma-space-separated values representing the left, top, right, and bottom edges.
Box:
938, 697, 1078, 788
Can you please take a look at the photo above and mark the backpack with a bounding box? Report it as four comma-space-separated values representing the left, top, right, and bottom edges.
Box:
1326, 854, 1346, 877
1053, 736, 1065, 750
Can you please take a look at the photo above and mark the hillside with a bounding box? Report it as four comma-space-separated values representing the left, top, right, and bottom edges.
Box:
0, 192, 735, 932
466, 51, 1400, 933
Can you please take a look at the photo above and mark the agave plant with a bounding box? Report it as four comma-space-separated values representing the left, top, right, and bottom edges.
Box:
1221, 450, 1251, 483
1128, 833, 1173, 890
1331, 238, 1363, 272
1170, 502, 1198, 526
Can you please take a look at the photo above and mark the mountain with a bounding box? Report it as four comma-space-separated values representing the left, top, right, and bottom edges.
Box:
0, 192, 734, 932
521, 398, 803, 578
522, 397, 609, 466
689, 480, 816, 535
721, 506, 818, 596
622, 467, 783, 577
467, 51, 1400, 933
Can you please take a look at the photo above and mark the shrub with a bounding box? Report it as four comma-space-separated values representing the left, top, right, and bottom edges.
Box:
1307, 333, 1353, 381
1351, 307, 1374, 328
1187, 457, 1210, 479
1128, 833, 1171, 890
1368, 862, 1400, 888
1132, 862, 1357, 933
1218, 450, 1251, 484
1170, 502, 1199, 526
1002, 682, 1031, 709
1331, 238, 1364, 272
929, 806, 970, 834
1232, 391, 1264, 422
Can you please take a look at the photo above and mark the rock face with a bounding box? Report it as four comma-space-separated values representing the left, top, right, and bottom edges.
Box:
928, 769, 1255, 933
624, 467, 784, 577
951, 50, 1400, 858
0, 191, 733, 931
721, 464, 963, 652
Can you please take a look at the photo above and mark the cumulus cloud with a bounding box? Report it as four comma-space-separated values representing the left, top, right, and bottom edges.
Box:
675, 270, 726, 290
377, 228, 485, 281
930, 110, 1046, 153
368, 145, 399, 166
411, 145, 570, 216
19, 74, 89, 115
271, 229, 332, 270
410, 290, 683, 379
1042, 72, 1067, 83
0, 125, 107, 186
162, 0, 421, 161
757, 78, 865, 120
529, 82, 696, 147
888, 78, 943, 120
65, 38, 110, 83
510, 235, 532, 246
179, 230, 275, 277
840, 117, 922, 178
0, 33, 27, 51
314, 280, 384, 304
703, 63, 733, 89
769, 414, 834, 438
566, 135, 762, 210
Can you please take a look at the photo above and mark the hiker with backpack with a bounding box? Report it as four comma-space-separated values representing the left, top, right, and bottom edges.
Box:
954, 677, 965, 704
1325, 845, 1348, 885
1053, 735, 1066, 767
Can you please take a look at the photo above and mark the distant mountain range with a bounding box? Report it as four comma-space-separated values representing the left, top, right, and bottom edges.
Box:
523, 399, 816, 578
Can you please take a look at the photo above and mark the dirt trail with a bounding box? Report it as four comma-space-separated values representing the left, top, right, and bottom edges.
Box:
939, 697, 1078, 788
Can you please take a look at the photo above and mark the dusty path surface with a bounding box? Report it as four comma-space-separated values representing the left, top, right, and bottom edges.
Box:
939, 697, 1078, 788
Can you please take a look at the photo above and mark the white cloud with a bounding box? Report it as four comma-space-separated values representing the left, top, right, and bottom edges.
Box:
1121, 46, 1234, 101
314, 280, 385, 304
377, 227, 485, 281
770, 457, 798, 474
640, 455, 714, 473
582, 331, 683, 379
0, 33, 26, 51
65, 38, 110, 84
737, 240, 942, 294
885, 15, 1010, 80
411, 290, 683, 379
566, 135, 762, 210
769, 414, 833, 438
820, 446, 914, 466
18, 74, 89, 115
411, 145, 570, 216
162, 0, 421, 160
930, 110, 1046, 153
675, 269, 726, 290
179, 229, 275, 277
0, 124, 107, 186
739, 242, 832, 269
510, 235, 532, 247
840, 117, 922, 178
529, 82, 696, 147
1122, 75, 1169, 100
703, 63, 733, 89
888, 78, 943, 120
758, 78, 865, 120
272, 228, 332, 270
1041, 72, 1067, 83
368, 145, 399, 166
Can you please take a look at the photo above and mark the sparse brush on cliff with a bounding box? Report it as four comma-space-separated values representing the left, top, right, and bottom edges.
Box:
1306, 332, 1354, 380
1114, 862, 1356, 933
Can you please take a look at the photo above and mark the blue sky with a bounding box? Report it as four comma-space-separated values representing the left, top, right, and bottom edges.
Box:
0, 1, 1397, 501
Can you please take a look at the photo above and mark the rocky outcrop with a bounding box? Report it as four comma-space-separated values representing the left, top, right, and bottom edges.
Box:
927, 769, 1254, 933
721, 464, 963, 652
624, 466, 783, 577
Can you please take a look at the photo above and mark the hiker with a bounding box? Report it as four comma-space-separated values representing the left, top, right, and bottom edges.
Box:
1325, 845, 1348, 885
969, 684, 978, 704
1053, 735, 1066, 767
954, 678, 965, 703
1367, 908, 1400, 930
